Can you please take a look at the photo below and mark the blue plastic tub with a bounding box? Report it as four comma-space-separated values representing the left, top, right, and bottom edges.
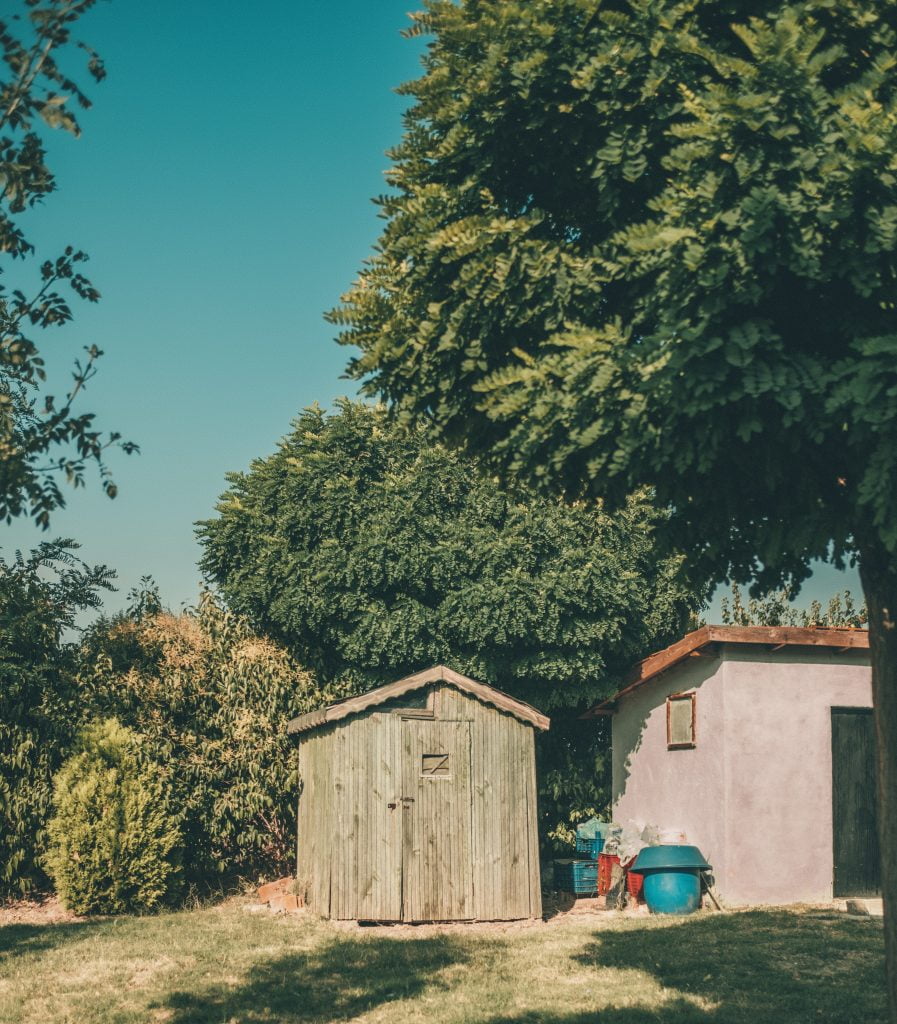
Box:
631, 845, 711, 916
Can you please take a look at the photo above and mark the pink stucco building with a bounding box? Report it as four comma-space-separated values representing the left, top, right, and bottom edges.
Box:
584, 626, 878, 906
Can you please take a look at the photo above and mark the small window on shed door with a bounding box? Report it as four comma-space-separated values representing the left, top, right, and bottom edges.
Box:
667, 692, 696, 749
421, 753, 450, 778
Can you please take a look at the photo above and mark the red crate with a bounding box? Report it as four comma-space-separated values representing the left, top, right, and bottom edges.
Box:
597, 853, 620, 895
626, 868, 644, 901
598, 854, 644, 900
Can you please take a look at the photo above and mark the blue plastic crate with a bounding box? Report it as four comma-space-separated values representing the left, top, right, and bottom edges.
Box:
574, 835, 605, 858
554, 858, 599, 895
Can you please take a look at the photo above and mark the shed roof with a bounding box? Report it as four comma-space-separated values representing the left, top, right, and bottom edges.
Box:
581, 625, 869, 718
287, 664, 551, 735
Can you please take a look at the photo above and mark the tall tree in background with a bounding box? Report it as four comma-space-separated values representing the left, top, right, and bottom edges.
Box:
0, 0, 135, 528
198, 401, 704, 839
0, 539, 112, 893
331, 2, 897, 1011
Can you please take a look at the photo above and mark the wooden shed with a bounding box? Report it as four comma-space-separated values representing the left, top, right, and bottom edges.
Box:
288, 665, 549, 922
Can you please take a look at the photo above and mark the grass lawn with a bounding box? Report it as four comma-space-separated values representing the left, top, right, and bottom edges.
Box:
0, 901, 885, 1024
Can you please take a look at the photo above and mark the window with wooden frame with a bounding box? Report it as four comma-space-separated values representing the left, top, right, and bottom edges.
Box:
421, 753, 451, 778
666, 692, 696, 749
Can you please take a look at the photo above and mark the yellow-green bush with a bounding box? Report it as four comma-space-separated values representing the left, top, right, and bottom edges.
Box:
45, 719, 183, 914
78, 591, 344, 885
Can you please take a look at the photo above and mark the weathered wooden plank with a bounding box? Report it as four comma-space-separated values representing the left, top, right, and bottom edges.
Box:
487, 706, 502, 920
297, 737, 307, 899
354, 713, 403, 920
348, 720, 359, 921
401, 718, 473, 920
706, 625, 869, 649
334, 724, 350, 919
524, 726, 542, 918
305, 731, 332, 915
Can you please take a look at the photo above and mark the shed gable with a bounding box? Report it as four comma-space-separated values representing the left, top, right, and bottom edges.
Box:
287, 664, 549, 734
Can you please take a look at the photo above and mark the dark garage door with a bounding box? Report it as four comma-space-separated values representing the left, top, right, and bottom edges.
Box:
831, 708, 881, 897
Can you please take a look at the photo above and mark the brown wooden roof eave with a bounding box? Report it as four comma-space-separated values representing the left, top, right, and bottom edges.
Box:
580, 624, 870, 719
287, 664, 551, 735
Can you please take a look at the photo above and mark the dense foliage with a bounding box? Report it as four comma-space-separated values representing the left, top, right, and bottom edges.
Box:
46, 718, 182, 914
0, 540, 112, 895
332, 0, 897, 588
1, 0, 135, 527
720, 586, 867, 628
198, 401, 705, 838
79, 589, 339, 884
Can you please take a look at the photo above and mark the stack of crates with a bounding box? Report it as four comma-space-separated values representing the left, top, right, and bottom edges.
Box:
553, 820, 608, 895
554, 858, 599, 895
575, 831, 605, 859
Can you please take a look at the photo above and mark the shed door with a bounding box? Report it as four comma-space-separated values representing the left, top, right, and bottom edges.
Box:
401, 720, 473, 921
352, 714, 404, 921
831, 708, 881, 897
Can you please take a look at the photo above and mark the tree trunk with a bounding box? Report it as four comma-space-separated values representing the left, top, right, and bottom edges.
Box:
858, 546, 897, 1023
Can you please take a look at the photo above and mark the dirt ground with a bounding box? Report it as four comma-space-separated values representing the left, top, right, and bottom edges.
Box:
0, 895, 82, 926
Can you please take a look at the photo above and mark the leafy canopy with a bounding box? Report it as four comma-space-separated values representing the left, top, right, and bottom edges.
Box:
0, 0, 136, 527
720, 585, 867, 628
198, 400, 698, 711
198, 401, 704, 838
332, 0, 897, 588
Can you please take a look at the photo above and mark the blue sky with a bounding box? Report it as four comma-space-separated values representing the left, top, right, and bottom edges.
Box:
2, 0, 860, 620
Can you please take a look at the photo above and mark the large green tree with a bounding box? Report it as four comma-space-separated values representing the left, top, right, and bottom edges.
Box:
198, 401, 703, 840
1, 0, 135, 528
331, 1, 897, 1011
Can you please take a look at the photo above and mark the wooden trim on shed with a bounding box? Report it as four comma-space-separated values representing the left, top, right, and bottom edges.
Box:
288, 665, 550, 734
581, 625, 869, 719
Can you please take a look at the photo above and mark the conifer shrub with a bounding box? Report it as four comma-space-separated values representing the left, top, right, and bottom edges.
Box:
45, 718, 183, 914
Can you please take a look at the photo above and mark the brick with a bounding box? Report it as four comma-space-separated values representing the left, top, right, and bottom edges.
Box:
269, 892, 299, 914
257, 876, 293, 903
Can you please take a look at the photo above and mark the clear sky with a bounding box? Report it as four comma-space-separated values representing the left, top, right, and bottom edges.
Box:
2, 0, 860, 621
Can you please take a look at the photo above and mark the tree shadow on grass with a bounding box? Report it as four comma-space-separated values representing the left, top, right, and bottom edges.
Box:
570, 909, 886, 1024
0, 921, 103, 962
485, 1008, 711, 1024
160, 931, 471, 1024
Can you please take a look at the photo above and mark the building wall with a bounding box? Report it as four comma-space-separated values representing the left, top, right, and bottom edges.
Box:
611, 646, 872, 905
720, 647, 871, 904
612, 655, 729, 887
